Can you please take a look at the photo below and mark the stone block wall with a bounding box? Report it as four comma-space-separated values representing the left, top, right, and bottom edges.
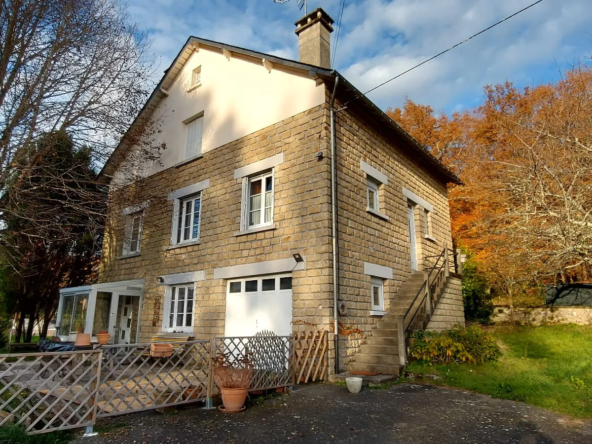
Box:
99, 104, 335, 342
331, 95, 461, 370
426, 276, 465, 331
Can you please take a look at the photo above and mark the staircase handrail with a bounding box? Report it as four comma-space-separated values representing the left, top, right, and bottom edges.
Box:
398, 245, 450, 367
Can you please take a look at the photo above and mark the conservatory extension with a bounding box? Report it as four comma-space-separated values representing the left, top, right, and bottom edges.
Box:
56, 280, 144, 344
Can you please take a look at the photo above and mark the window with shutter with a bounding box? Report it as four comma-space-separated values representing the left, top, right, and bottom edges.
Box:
185, 116, 203, 159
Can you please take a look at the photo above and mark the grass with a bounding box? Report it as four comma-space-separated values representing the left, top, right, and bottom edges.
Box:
405, 324, 592, 418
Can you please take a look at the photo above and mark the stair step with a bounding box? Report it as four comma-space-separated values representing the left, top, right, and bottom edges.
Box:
359, 344, 398, 355
353, 353, 399, 365
349, 362, 401, 376
365, 337, 398, 346
372, 328, 399, 338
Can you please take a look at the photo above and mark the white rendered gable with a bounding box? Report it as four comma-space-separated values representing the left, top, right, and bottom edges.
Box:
114, 46, 325, 182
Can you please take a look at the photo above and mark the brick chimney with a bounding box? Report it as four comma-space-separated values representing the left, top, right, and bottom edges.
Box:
294, 8, 334, 69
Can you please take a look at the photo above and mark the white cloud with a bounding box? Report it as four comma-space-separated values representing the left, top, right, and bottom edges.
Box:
128, 0, 592, 113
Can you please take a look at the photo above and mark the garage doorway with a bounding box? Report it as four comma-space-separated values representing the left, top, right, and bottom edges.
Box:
225, 274, 293, 337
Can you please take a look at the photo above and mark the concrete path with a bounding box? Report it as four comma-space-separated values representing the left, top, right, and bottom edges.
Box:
76, 383, 592, 443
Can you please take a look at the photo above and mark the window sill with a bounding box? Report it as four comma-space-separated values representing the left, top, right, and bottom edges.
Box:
118, 253, 141, 260
173, 154, 203, 169
366, 207, 390, 221
424, 235, 438, 243
187, 83, 202, 93
370, 310, 387, 317
234, 224, 277, 237
166, 239, 201, 250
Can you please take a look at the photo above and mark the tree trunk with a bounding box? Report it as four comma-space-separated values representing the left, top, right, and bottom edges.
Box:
15, 313, 24, 343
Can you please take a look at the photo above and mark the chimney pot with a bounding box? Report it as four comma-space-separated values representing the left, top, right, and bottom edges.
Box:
294, 8, 334, 69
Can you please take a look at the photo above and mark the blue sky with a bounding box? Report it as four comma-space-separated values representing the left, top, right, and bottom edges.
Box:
128, 0, 592, 114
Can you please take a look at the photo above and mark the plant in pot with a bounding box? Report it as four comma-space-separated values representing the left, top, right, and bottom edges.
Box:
213, 352, 254, 413
96, 331, 111, 345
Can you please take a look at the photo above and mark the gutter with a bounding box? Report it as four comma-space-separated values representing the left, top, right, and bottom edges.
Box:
330, 75, 340, 375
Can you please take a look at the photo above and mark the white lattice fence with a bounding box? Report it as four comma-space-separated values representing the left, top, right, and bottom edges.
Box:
0, 351, 101, 435
215, 333, 293, 391
97, 340, 211, 418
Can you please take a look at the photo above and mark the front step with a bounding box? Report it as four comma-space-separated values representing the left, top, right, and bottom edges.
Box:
353, 353, 399, 365
349, 362, 401, 376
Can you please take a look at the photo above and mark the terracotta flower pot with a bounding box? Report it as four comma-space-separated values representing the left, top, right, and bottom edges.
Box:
96, 332, 110, 345
74, 333, 91, 347
182, 385, 204, 401
220, 387, 248, 411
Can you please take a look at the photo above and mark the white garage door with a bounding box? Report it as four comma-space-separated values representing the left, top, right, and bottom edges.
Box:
225, 274, 293, 337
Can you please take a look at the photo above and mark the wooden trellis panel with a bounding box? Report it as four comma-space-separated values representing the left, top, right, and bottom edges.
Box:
97, 340, 211, 418
215, 332, 292, 391
0, 351, 102, 435
293, 330, 328, 384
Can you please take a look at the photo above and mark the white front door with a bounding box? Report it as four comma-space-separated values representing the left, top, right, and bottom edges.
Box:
408, 203, 418, 270
225, 274, 293, 337
118, 296, 134, 344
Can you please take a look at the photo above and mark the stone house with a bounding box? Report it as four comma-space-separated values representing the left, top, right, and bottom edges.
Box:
57, 8, 464, 375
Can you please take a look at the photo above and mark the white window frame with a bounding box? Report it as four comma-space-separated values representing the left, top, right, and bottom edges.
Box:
163, 284, 195, 333
184, 115, 203, 160
367, 178, 379, 211
123, 211, 144, 256
371, 277, 384, 311
176, 193, 202, 244
244, 170, 274, 229
424, 209, 431, 237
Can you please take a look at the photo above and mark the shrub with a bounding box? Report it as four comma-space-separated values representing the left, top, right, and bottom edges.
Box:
461, 253, 494, 323
409, 326, 501, 364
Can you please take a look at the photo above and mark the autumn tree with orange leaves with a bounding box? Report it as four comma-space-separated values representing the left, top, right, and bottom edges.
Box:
388, 61, 592, 307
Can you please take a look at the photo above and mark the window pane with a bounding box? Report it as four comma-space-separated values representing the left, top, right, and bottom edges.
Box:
245, 280, 258, 292
264, 191, 272, 223
169, 314, 174, 328
127, 318, 131, 328
187, 287, 194, 300
73, 295, 88, 333
249, 209, 261, 226
368, 188, 376, 210
61, 296, 74, 333
192, 198, 201, 239
250, 179, 262, 196
280, 277, 292, 290
183, 201, 192, 240
177, 314, 183, 326
178, 287, 185, 313
186, 314, 192, 326
262, 279, 275, 291
187, 298, 194, 315
373, 286, 380, 306
121, 330, 125, 340
265, 176, 272, 192
229, 282, 241, 293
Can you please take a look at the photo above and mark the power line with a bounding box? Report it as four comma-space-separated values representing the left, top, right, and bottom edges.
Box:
340, 0, 543, 108
331, 0, 346, 68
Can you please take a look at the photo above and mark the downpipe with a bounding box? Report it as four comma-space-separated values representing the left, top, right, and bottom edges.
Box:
330, 75, 340, 375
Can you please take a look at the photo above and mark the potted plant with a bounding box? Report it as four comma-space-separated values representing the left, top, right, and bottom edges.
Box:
213, 352, 253, 412
96, 331, 111, 345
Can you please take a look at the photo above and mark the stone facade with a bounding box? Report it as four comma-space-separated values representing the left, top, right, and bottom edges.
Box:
100, 104, 335, 341
98, 82, 465, 374
330, 95, 461, 369
427, 276, 465, 331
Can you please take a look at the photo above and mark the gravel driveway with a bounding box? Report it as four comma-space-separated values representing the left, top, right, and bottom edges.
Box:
76, 383, 592, 443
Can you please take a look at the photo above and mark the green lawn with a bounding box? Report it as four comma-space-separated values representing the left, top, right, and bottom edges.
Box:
405, 324, 592, 418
